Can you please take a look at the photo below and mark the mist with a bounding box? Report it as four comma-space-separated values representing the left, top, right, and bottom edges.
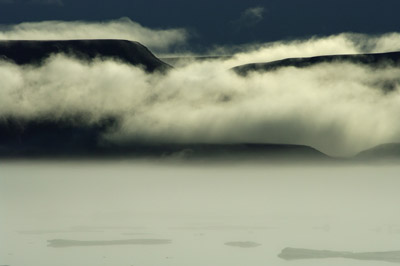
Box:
1, 33, 400, 156
0, 18, 188, 52
2, 20, 400, 266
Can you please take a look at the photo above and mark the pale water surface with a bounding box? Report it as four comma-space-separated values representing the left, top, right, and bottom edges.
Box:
1, 161, 400, 266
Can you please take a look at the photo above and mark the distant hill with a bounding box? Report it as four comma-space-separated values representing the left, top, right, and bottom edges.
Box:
0, 116, 117, 158
356, 143, 400, 161
0, 39, 331, 161
0, 117, 328, 160
113, 143, 329, 161
0, 39, 171, 72
232, 51, 400, 75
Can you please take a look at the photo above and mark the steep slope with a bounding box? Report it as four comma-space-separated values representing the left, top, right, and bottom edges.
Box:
0, 39, 171, 72
233, 51, 400, 75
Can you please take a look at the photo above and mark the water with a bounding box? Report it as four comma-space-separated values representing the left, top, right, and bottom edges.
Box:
1, 161, 400, 266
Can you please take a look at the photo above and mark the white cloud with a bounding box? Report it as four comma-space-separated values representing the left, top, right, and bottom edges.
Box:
1, 33, 400, 157
207, 33, 400, 68
0, 18, 188, 53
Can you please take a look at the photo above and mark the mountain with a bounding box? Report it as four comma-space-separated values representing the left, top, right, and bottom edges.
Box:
0, 39, 171, 72
0, 39, 330, 161
0, 117, 328, 160
232, 51, 400, 75
0, 116, 117, 158
355, 143, 400, 161
108, 143, 329, 161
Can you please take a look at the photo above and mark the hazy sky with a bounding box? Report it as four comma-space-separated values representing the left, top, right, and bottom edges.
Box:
0, 0, 399, 47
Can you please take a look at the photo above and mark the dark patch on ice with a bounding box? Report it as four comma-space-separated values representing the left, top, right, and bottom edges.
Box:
224, 241, 261, 248
122, 233, 153, 236
47, 239, 171, 248
70, 226, 146, 230
171, 225, 273, 231
18, 229, 101, 234
279, 247, 400, 263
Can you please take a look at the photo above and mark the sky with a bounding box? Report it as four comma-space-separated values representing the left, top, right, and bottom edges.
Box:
0, 0, 400, 48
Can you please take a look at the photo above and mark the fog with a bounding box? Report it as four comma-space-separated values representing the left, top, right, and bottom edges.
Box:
2, 48, 400, 155
1, 23, 400, 155
1, 161, 400, 266
0, 18, 187, 52
1, 17, 400, 266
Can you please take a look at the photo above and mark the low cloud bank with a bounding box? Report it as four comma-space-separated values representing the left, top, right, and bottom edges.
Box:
1, 33, 400, 156
212, 32, 400, 67
0, 18, 188, 53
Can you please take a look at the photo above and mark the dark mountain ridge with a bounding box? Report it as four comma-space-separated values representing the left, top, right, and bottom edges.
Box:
0, 41, 399, 161
356, 143, 400, 161
233, 51, 400, 75
0, 39, 171, 72
0, 116, 328, 160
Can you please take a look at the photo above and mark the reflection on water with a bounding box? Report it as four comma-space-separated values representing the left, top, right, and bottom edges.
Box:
1, 161, 400, 266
